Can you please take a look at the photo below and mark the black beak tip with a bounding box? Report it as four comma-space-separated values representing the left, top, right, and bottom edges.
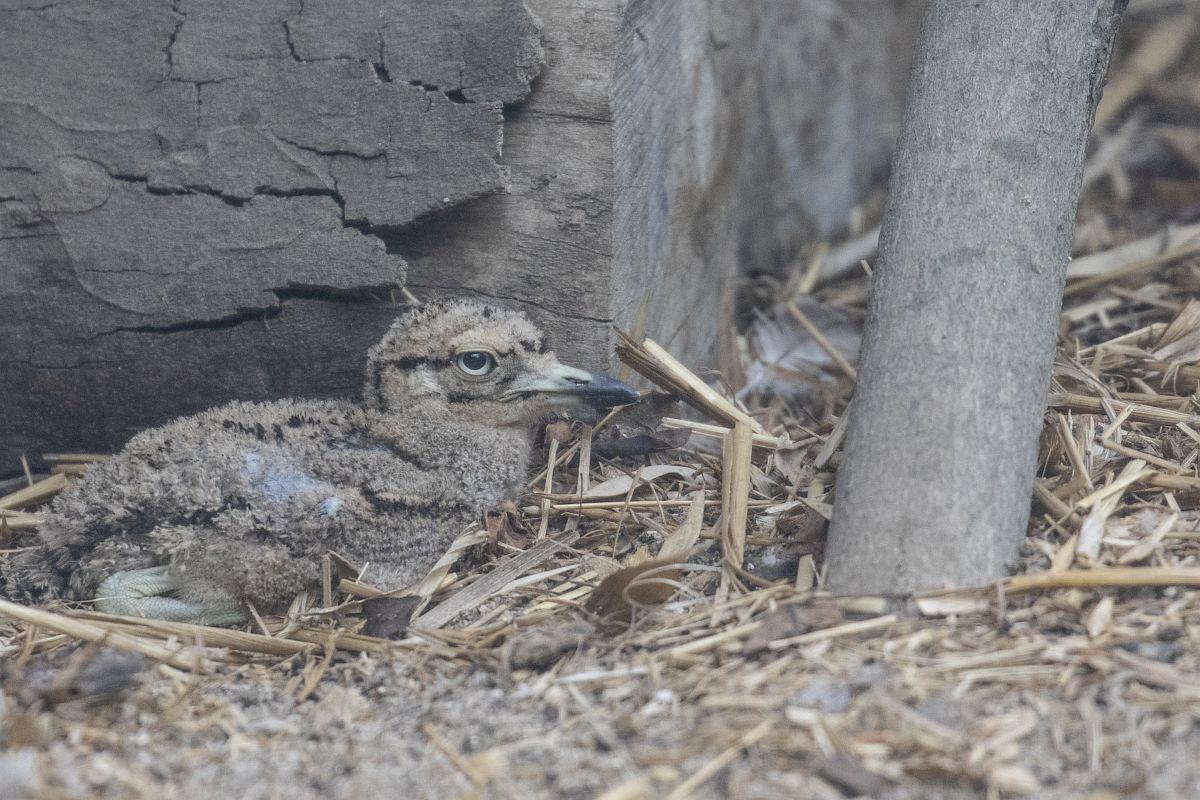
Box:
581, 373, 640, 408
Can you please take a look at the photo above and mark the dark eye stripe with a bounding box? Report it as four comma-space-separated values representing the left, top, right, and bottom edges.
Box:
389, 356, 450, 370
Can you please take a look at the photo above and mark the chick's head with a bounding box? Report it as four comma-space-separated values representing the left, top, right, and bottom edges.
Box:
365, 301, 638, 426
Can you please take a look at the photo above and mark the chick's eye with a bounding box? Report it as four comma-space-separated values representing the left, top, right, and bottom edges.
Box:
455, 350, 496, 376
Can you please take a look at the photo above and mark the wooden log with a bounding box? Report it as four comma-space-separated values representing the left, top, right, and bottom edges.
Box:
825, 0, 1127, 594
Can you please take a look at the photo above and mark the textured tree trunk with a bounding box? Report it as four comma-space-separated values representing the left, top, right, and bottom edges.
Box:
1, 0, 918, 471
825, 0, 1127, 594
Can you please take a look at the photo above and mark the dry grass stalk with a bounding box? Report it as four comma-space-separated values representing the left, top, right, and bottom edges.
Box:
0, 599, 216, 672
421, 721, 491, 789
0, 509, 42, 530
1092, 13, 1198, 126
409, 527, 489, 600
664, 720, 772, 800
1054, 413, 1093, 489
414, 532, 580, 629
567, 424, 593, 534
71, 610, 316, 657
814, 408, 850, 470
40, 453, 108, 463
1063, 231, 1200, 296
785, 299, 858, 382
1032, 480, 1080, 527
615, 330, 763, 433
721, 422, 753, 579
1005, 567, 1200, 593
537, 437, 560, 539
594, 776, 654, 800
764, 614, 899, 651
1049, 393, 1200, 426
1075, 322, 1167, 357
283, 628, 388, 653
73, 609, 389, 655
1077, 460, 1147, 562
615, 329, 760, 589
1146, 474, 1200, 491
0, 473, 67, 510
659, 416, 785, 449
338, 578, 383, 599
320, 553, 333, 608
1075, 458, 1149, 510
1099, 437, 1184, 472
539, 497, 719, 511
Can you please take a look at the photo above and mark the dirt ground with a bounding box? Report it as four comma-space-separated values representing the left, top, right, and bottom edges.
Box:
6, 2, 1200, 798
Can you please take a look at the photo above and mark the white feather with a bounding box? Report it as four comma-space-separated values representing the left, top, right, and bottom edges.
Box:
737, 298, 861, 400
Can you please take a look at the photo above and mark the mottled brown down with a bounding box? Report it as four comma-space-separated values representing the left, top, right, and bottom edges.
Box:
3, 301, 623, 618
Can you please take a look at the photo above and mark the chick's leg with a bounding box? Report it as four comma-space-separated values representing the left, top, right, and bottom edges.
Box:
95, 566, 247, 626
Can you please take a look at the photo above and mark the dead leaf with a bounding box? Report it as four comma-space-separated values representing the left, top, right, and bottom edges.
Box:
503, 620, 592, 672
774, 441, 814, 486
581, 465, 698, 500
410, 527, 489, 598
585, 559, 685, 619
738, 299, 860, 401
592, 427, 691, 459
625, 545, 652, 567
774, 506, 828, 547
742, 599, 845, 656
606, 390, 679, 430
658, 491, 705, 561
361, 596, 421, 639
485, 500, 533, 551
1117, 511, 1176, 565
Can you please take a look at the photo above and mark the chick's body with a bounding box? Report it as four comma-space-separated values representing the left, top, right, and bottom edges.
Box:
5, 301, 636, 624
35, 399, 528, 612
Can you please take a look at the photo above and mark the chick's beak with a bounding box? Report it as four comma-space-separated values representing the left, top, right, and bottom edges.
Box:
511, 363, 640, 408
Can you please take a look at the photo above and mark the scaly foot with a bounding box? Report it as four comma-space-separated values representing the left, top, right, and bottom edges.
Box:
95, 566, 247, 626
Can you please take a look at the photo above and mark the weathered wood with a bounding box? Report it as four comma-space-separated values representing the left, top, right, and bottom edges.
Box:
0, 0, 540, 467
825, 0, 1126, 594
382, 0, 921, 373
384, 0, 623, 372
1, 0, 919, 470
610, 0, 920, 364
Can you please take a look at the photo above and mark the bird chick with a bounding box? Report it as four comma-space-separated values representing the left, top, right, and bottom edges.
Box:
3, 301, 637, 625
